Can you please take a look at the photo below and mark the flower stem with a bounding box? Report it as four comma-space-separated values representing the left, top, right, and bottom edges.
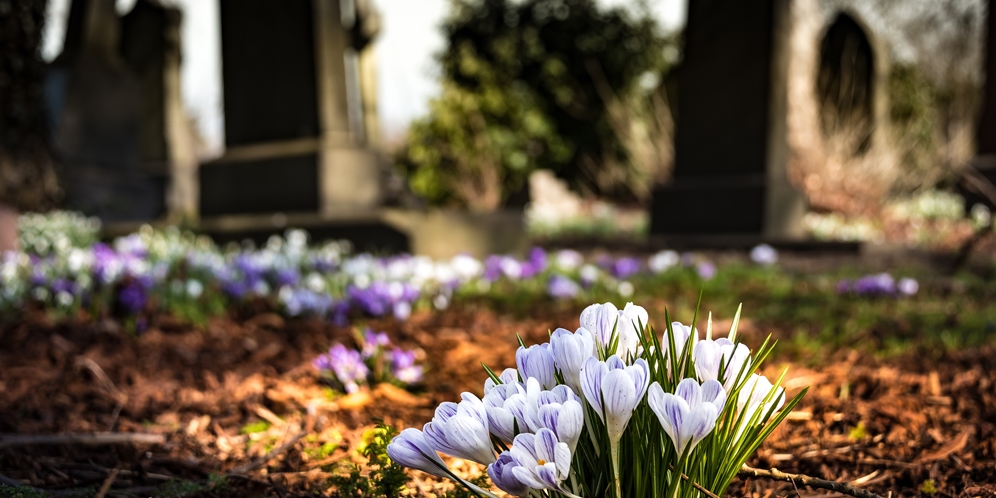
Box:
610, 439, 622, 498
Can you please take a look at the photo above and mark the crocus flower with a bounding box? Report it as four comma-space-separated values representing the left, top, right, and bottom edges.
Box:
547, 274, 581, 299
648, 250, 679, 273
580, 302, 648, 360
488, 452, 532, 497
516, 343, 557, 390
549, 327, 596, 394
501, 378, 584, 453
483, 381, 526, 442
579, 355, 650, 444
897, 277, 919, 296
693, 338, 751, 391
749, 244, 779, 265
696, 261, 717, 280
508, 428, 574, 496
423, 393, 496, 464
648, 378, 726, 455
610, 257, 642, 279
391, 349, 423, 385
554, 250, 584, 272
737, 373, 785, 415
387, 428, 450, 477
484, 367, 521, 395
362, 330, 392, 358
313, 344, 369, 393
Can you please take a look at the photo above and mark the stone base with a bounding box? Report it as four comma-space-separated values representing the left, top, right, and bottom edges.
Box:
651, 179, 766, 235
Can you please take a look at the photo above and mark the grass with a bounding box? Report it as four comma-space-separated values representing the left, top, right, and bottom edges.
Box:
463, 260, 996, 360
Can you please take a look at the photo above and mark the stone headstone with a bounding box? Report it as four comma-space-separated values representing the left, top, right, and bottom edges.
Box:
200, 0, 383, 218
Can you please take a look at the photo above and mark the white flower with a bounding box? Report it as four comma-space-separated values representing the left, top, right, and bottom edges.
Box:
648, 378, 726, 455
387, 428, 450, 477
580, 302, 648, 361
549, 327, 596, 394
516, 343, 557, 390
423, 393, 496, 464
579, 355, 649, 444
693, 338, 752, 391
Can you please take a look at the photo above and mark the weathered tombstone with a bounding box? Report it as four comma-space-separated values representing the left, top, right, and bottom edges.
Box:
48, 0, 156, 222
964, 0, 996, 210
650, 0, 888, 246
47, 0, 193, 223
199, 0, 383, 218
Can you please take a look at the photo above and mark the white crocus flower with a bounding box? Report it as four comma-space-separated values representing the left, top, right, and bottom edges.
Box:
693, 338, 752, 391
516, 343, 557, 390
648, 378, 727, 455
580, 302, 649, 361
550, 327, 596, 394
579, 355, 650, 498
423, 393, 496, 464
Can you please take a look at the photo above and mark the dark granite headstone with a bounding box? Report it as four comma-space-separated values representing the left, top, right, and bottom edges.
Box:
219, 0, 319, 146
651, 0, 777, 237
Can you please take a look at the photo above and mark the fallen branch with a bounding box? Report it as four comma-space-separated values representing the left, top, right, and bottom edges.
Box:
230, 430, 305, 475
0, 432, 165, 449
740, 464, 887, 498
94, 468, 119, 498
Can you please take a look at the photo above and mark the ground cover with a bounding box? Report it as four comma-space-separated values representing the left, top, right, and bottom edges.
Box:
1, 254, 994, 497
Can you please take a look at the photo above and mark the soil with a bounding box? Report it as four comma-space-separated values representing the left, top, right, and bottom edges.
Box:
0, 304, 993, 497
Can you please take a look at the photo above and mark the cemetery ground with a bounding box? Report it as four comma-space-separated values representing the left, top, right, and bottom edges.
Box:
0, 253, 994, 498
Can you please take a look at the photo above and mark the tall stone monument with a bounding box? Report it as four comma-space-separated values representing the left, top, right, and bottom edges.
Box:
650, 0, 888, 245
199, 0, 383, 218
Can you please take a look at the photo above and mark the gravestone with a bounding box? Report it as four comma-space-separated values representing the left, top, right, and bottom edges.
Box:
964, 0, 996, 210
650, 0, 803, 244
200, 0, 384, 217
650, 0, 894, 245
47, 0, 192, 222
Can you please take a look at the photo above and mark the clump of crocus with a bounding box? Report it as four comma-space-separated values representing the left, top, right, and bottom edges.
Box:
388, 301, 805, 498
312, 329, 424, 393
837, 273, 919, 297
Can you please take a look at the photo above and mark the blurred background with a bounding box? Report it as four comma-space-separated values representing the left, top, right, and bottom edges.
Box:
1, 0, 995, 258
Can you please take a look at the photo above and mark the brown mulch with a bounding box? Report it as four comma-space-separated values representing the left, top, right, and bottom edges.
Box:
0, 305, 993, 497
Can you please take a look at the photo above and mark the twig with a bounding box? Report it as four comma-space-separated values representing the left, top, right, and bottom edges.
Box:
229, 431, 305, 475
668, 465, 720, 498
0, 432, 165, 449
76, 356, 128, 431
94, 468, 119, 498
740, 464, 887, 498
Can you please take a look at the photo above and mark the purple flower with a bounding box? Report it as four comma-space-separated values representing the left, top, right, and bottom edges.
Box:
610, 257, 642, 279
313, 344, 369, 393
391, 349, 423, 384
520, 247, 547, 279
488, 452, 532, 496
547, 275, 580, 299
696, 261, 717, 280
119, 283, 147, 314
362, 330, 392, 357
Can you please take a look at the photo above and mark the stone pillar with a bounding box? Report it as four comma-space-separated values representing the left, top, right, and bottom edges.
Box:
314, 0, 382, 213
650, 0, 806, 244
